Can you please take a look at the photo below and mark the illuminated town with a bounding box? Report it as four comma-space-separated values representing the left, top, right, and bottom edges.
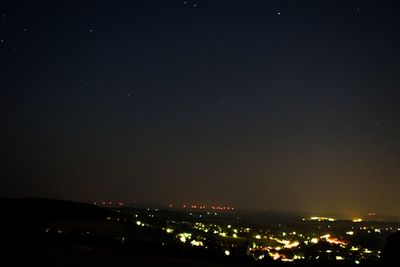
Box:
93, 203, 399, 265
2, 198, 399, 266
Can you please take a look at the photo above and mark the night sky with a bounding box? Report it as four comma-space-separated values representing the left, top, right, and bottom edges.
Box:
1, 0, 400, 216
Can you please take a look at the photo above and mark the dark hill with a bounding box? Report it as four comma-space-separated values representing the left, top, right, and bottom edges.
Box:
0, 198, 112, 220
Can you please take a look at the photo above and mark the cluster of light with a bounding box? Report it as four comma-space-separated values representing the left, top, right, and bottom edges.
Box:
353, 218, 363, 222
212, 206, 234, 210
177, 232, 192, 243
309, 216, 336, 222
346, 231, 354, 235
270, 237, 300, 249
190, 240, 204, 246
190, 205, 206, 209
165, 228, 174, 233
320, 234, 347, 245
336, 256, 344, 260
180, 204, 234, 211
269, 252, 281, 260
224, 250, 230, 256
285, 241, 300, 248
255, 234, 261, 239
136, 220, 142, 226
311, 238, 319, 244
94, 201, 125, 206
282, 254, 304, 262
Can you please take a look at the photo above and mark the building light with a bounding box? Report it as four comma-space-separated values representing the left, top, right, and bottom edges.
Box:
178, 232, 191, 243
309, 216, 335, 222
190, 240, 204, 246
269, 252, 280, 260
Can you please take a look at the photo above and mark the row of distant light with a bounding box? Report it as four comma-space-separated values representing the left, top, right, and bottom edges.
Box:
176, 204, 234, 210
93, 201, 125, 206
307, 216, 364, 223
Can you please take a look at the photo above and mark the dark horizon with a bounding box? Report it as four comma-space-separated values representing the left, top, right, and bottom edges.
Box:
3, 197, 400, 221
2, 0, 400, 217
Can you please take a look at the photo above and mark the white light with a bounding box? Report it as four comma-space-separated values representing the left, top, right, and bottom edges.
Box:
224, 250, 230, 256
190, 240, 203, 246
